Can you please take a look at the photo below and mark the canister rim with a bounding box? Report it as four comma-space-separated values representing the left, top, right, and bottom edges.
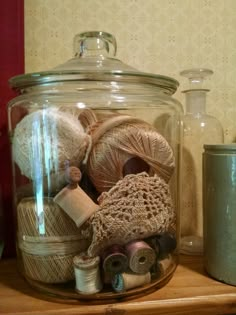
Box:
204, 144, 236, 151
9, 70, 179, 95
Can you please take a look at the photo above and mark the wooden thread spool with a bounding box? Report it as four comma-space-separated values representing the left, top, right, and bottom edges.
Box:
125, 240, 156, 274
54, 167, 99, 228
153, 232, 177, 259
102, 244, 128, 274
112, 271, 151, 292
73, 253, 102, 295
145, 237, 160, 256
157, 255, 175, 276
17, 166, 83, 199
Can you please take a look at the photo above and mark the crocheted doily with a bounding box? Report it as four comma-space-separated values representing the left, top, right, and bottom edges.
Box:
87, 172, 176, 256
12, 108, 90, 179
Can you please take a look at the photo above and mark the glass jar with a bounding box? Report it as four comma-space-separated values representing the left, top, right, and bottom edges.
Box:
179, 69, 224, 255
8, 31, 182, 301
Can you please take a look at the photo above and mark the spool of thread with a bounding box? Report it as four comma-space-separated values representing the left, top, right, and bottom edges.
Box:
102, 244, 128, 274
17, 166, 83, 199
64, 166, 82, 186
155, 232, 177, 259
112, 271, 151, 292
145, 237, 160, 256
54, 167, 99, 228
73, 253, 102, 295
125, 240, 156, 274
157, 255, 175, 276
150, 254, 175, 279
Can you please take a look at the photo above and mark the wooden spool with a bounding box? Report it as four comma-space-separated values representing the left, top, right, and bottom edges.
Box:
53, 167, 99, 228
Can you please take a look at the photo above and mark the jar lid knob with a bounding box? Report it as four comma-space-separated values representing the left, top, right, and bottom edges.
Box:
74, 31, 117, 58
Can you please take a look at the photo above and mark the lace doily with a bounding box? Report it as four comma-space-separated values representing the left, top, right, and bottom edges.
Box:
87, 172, 176, 256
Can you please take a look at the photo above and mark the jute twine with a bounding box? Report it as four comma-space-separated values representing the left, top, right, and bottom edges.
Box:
17, 197, 90, 283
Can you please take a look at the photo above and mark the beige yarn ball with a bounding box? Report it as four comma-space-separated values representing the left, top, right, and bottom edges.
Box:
13, 108, 90, 179
86, 115, 175, 193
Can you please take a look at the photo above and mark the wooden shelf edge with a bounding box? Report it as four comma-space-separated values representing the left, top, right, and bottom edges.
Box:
1, 256, 236, 315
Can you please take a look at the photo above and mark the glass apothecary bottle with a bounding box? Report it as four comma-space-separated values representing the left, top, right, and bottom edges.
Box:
8, 31, 182, 301
180, 68, 224, 255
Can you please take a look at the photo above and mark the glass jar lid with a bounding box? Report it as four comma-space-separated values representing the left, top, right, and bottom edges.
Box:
9, 31, 179, 94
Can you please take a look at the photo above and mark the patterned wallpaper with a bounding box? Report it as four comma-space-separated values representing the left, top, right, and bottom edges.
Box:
24, 0, 236, 143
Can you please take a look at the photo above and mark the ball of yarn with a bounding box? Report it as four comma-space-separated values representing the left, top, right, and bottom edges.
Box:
13, 108, 90, 179
85, 113, 175, 193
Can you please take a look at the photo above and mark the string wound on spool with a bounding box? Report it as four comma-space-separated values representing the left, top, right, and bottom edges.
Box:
73, 253, 103, 295
125, 240, 156, 274
157, 255, 174, 276
155, 232, 177, 259
102, 244, 128, 274
146, 232, 177, 259
112, 271, 151, 292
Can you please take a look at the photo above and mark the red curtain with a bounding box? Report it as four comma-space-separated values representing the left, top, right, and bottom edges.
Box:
0, 0, 24, 257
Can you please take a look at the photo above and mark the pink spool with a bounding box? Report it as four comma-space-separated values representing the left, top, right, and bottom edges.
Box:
125, 240, 156, 274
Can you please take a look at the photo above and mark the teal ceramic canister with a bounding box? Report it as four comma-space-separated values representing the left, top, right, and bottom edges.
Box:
203, 144, 236, 285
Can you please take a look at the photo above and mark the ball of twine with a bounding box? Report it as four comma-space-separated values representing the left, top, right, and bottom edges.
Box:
17, 197, 90, 283
85, 114, 175, 193
13, 108, 91, 179
21, 252, 77, 283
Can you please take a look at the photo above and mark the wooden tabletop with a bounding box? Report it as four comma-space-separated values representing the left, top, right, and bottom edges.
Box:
0, 255, 236, 315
